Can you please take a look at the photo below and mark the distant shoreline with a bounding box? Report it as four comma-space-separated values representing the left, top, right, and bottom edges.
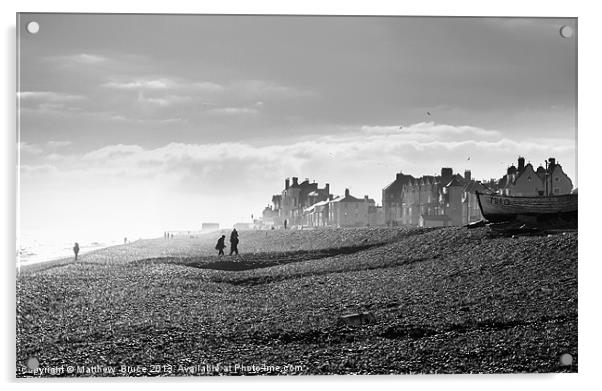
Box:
16, 241, 131, 273
15, 227, 410, 275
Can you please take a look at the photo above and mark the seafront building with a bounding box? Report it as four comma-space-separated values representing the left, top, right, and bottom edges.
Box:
498, 157, 573, 196
326, 189, 384, 228
381, 172, 415, 226
261, 156, 573, 229
382, 167, 490, 227
267, 178, 384, 229
269, 177, 332, 228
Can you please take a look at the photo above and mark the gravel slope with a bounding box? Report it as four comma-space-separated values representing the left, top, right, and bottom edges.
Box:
16, 226, 577, 376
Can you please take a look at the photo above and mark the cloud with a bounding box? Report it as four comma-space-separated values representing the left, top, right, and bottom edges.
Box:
104, 79, 172, 90
137, 93, 169, 107
70, 54, 108, 64
83, 144, 145, 161
18, 92, 86, 115
138, 92, 194, 107
18, 91, 86, 102
100, 77, 225, 114
18, 142, 43, 155
47, 53, 109, 66
19, 164, 59, 175
206, 107, 259, 115
190, 82, 226, 92
21, 71, 308, 124
103, 77, 308, 102
104, 78, 225, 92
232, 80, 314, 100
20, 121, 576, 235
47, 141, 72, 148
361, 122, 501, 141
35, 122, 575, 189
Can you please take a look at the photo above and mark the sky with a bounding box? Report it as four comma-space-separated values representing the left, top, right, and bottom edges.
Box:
17, 14, 577, 241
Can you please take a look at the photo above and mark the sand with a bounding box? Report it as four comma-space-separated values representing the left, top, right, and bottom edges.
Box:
16, 226, 577, 376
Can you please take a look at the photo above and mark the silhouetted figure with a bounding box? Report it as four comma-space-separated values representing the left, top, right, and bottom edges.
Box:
73, 242, 80, 261
229, 229, 239, 255
284, 219, 287, 230
215, 235, 226, 256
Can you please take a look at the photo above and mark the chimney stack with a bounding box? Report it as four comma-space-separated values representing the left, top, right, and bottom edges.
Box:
518, 156, 525, 171
285, 178, 290, 189
292, 177, 298, 186
396, 172, 403, 181
464, 170, 472, 181
345, 188, 350, 197
548, 157, 556, 169
325, 183, 330, 194
441, 167, 453, 178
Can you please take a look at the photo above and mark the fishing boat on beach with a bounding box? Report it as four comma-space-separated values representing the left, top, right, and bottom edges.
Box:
475, 191, 578, 223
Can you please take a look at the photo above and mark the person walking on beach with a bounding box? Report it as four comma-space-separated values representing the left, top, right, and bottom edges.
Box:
229, 229, 239, 256
73, 242, 80, 261
215, 235, 226, 256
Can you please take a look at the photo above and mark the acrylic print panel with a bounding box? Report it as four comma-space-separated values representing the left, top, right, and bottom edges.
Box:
16, 13, 577, 376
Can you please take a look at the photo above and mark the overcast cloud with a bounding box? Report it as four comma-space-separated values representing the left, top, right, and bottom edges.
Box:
18, 14, 577, 239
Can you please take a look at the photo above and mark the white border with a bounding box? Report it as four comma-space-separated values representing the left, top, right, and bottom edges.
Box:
3, 1, 600, 390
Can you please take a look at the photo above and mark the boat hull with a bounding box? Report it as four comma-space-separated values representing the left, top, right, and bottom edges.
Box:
475, 192, 578, 223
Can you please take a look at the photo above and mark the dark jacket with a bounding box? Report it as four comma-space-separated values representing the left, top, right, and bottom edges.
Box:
230, 230, 239, 245
215, 237, 226, 250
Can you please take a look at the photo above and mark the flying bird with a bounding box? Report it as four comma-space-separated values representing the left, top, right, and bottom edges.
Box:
467, 157, 471, 161
426, 112, 431, 116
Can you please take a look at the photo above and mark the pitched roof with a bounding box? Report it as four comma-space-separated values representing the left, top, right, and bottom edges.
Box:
536, 166, 546, 182
445, 174, 466, 188
512, 163, 537, 183
330, 193, 363, 203
305, 199, 330, 213
463, 180, 493, 194
383, 173, 414, 192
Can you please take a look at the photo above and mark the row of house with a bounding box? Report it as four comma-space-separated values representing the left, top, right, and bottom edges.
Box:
382, 157, 574, 227
263, 156, 574, 229
262, 177, 385, 228
382, 168, 492, 227
497, 157, 573, 196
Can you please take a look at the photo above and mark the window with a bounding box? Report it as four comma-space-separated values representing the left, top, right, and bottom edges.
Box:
554, 188, 560, 194
555, 177, 559, 182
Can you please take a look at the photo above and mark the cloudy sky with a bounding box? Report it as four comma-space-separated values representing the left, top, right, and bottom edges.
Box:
18, 14, 576, 241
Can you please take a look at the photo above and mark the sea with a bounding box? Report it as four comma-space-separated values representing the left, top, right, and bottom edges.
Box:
16, 230, 210, 266
16, 232, 129, 266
